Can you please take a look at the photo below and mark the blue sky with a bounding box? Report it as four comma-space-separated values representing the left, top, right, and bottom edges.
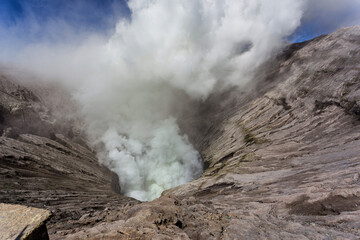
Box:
0, 0, 130, 29
0, 0, 359, 44
290, 0, 360, 42
0, 0, 130, 43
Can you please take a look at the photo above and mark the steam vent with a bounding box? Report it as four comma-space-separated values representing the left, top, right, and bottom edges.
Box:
0, 26, 359, 239
1, 0, 360, 239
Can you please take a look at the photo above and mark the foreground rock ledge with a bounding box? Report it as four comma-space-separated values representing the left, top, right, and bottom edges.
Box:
0, 203, 51, 240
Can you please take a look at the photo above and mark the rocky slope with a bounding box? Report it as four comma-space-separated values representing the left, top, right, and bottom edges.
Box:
0, 74, 139, 238
1, 26, 360, 239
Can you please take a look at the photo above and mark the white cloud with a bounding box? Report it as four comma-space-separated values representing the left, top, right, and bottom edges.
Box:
4, 0, 309, 201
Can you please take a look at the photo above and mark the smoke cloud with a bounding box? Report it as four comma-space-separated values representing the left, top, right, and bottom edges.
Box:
6, 0, 355, 201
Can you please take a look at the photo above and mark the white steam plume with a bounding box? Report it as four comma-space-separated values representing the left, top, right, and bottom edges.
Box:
9, 0, 306, 201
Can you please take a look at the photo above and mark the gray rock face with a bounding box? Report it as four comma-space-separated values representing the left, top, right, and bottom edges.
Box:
0, 74, 139, 238
166, 26, 360, 239
168, 26, 360, 239
1, 26, 360, 239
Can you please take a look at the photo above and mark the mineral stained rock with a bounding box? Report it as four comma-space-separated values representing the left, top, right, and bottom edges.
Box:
1, 26, 360, 239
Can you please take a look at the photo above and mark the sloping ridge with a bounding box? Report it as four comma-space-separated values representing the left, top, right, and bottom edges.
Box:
0, 74, 140, 238
1, 26, 360, 239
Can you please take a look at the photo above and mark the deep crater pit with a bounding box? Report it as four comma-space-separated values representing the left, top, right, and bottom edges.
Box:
97, 117, 204, 202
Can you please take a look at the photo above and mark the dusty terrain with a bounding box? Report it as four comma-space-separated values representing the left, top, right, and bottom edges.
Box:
1, 26, 360, 239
